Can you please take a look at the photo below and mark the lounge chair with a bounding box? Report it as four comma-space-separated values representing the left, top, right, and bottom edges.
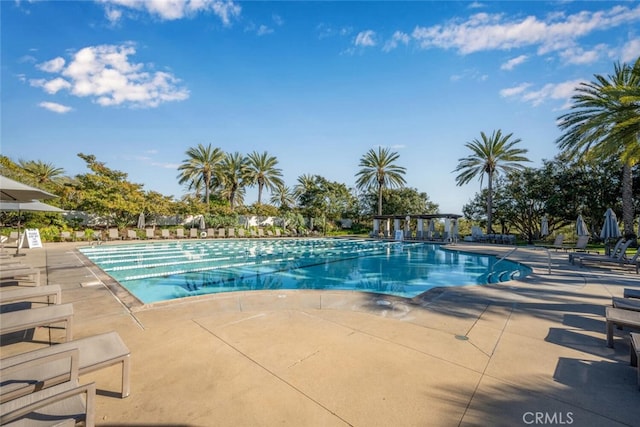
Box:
108, 228, 120, 240
562, 235, 593, 252
189, 228, 198, 238
572, 241, 637, 272
59, 231, 72, 242
606, 306, 640, 348
625, 288, 640, 299
0, 284, 62, 305
0, 265, 41, 286
1, 331, 130, 400
537, 234, 564, 250
175, 228, 185, 239
0, 303, 74, 343
126, 230, 139, 240
237, 228, 246, 238
74, 231, 86, 241
250, 229, 257, 238
1, 348, 96, 426
161, 229, 171, 239
217, 228, 225, 238
612, 296, 640, 312
145, 228, 155, 239
275, 229, 281, 237
206, 228, 215, 238
227, 228, 235, 238
257, 228, 265, 238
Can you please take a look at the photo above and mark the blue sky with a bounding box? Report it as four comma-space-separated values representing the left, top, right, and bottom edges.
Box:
2, 1, 639, 214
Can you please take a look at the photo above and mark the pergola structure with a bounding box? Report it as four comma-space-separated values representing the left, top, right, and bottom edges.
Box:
372, 213, 463, 242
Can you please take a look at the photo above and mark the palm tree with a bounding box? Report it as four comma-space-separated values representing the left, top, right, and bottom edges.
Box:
355, 147, 406, 216
270, 184, 296, 211
177, 144, 225, 212
556, 59, 640, 236
217, 151, 250, 210
454, 130, 530, 233
19, 159, 65, 184
246, 151, 284, 205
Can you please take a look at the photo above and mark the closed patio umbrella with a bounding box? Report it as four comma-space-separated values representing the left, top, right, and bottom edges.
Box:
540, 215, 549, 237
199, 215, 206, 230
137, 212, 145, 229
599, 208, 620, 241
576, 215, 589, 237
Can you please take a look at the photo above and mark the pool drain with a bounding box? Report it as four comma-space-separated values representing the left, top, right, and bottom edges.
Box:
455, 335, 469, 341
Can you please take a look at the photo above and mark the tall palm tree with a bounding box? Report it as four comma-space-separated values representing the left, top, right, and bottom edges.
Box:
270, 184, 296, 211
246, 151, 284, 205
454, 130, 530, 233
355, 147, 406, 216
217, 151, 250, 210
177, 144, 224, 212
19, 159, 65, 184
557, 59, 640, 236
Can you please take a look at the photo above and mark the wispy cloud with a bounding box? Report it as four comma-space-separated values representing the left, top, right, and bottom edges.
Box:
30, 43, 189, 109
621, 38, 640, 62
501, 79, 582, 108
500, 55, 528, 71
354, 30, 376, 47
410, 4, 640, 56
317, 23, 352, 39
559, 44, 608, 65
383, 31, 410, 52
97, 0, 241, 25
38, 101, 72, 114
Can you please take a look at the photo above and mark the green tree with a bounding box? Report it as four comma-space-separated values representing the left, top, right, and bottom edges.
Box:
454, 130, 530, 234
362, 187, 438, 216
355, 147, 406, 216
557, 59, 640, 236
74, 153, 145, 228
246, 151, 283, 205
177, 144, 225, 212
270, 184, 296, 212
217, 151, 249, 211
18, 159, 65, 185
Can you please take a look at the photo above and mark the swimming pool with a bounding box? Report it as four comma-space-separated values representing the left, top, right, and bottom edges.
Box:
79, 238, 531, 304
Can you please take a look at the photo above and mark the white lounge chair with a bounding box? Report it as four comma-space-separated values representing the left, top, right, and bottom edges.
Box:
227, 228, 235, 238
126, 229, 139, 240
0, 284, 62, 305
145, 228, 155, 239
107, 228, 120, 240
1, 331, 130, 400
606, 306, 640, 348
189, 228, 198, 238
0, 303, 73, 343
1, 348, 96, 426
0, 265, 41, 286
175, 228, 185, 239
161, 229, 171, 239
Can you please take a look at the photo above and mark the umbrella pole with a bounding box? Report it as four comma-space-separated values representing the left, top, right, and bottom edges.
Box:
14, 209, 25, 257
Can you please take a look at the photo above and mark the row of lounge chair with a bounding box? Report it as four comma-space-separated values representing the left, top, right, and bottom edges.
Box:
63, 227, 305, 242
0, 275, 130, 425
569, 238, 640, 274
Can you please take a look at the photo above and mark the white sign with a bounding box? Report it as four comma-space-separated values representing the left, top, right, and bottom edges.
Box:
25, 229, 43, 249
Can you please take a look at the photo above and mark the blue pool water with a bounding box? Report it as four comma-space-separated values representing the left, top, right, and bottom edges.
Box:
79, 238, 531, 304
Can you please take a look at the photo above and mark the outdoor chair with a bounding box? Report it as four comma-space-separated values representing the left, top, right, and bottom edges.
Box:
126, 229, 139, 240
74, 231, 86, 241
108, 228, 121, 240
250, 229, 258, 238
227, 228, 235, 238
0, 284, 62, 305
606, 306, 640, 348
625, 288, 640, 299
257, 228, 265, 238
59, 231, 72, 242
217, 228, 225, 238
145, 228, 155, 239
1, 331, 130, 400
189, 228, 198, 238
0, 303, 74, 343
175, 228, 185, 239
562, 235, 593, 252
0, 265, 41, 286
206, 228, 215, 238
275, 229, 281, 237
537, 234, 564, 250
0, 348, 96, 426
237, 228, 246, 238
267, 230, 274, 237
612, 297, 640, 312
570, 239, 634, 268
161, 229, 171, 239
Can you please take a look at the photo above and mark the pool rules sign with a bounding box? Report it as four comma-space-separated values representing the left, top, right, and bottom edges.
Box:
25, 229, 43, 249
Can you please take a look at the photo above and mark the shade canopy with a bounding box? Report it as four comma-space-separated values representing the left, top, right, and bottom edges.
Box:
0, 176, 56, 201
599, 208, 621, 241
576, 215, 589, 237
0, 200, 64, 213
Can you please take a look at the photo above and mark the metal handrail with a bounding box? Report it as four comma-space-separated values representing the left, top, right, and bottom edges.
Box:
490, 246, 519, 274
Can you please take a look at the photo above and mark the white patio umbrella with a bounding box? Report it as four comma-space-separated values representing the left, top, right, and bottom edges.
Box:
0, 175, 56, 201
576, 215, 589, 237
599, 208, 621, 241
0, 200, 64, 256
540, 215, 549, 237
137, 212, 145, 229
199, 215, 206, 230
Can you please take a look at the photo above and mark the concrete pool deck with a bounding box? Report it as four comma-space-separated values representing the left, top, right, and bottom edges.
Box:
1, 240, 639, 426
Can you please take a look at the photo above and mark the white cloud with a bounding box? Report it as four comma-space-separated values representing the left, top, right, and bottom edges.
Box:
499, 82, 532, 98
272, 13, 284, 26
354, 30, 376, 47
501, 79, 583, 107
256, 25, 273, 36
30, 43, 189, 109
383, 31, 410, 52
500, 55, 528, 70
411, 4, 640, 56
38, 101, 72, 114
621, 38, 640, 63
559, 44, 608, 65
97, 0, 241, 25
37, 57, 65, 73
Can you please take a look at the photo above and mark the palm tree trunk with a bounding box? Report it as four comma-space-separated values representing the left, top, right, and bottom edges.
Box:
621, 162, 634, 236
486, 172, 493, 234
258, 183, 263, 205
378, 184, 383, 216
